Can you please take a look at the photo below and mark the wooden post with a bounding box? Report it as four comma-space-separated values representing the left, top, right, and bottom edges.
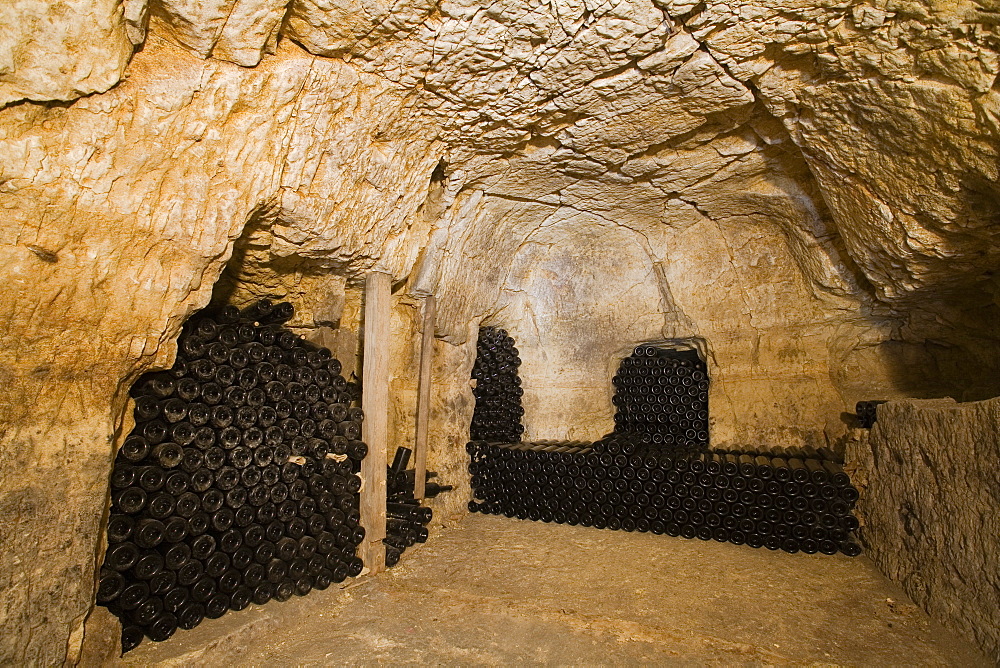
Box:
360, 271, 391, 573
413, 295, 435, 499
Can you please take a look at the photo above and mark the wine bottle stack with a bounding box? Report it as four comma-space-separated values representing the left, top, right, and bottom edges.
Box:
470, 327, 525, 443
855, 400, 887, 429
99, 300, 370, 652
612, 346, 710, 449
467, 435, 862, 556
381, 447, 451, 567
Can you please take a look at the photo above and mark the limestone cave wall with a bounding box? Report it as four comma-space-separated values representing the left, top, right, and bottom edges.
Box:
1, 0, 999, 663
848, 398, 1000, 659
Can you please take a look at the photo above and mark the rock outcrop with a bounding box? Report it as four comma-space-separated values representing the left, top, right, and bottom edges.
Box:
849, 398, 1000, 660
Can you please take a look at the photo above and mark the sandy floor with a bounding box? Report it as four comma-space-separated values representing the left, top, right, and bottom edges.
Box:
125, 512, 987, 666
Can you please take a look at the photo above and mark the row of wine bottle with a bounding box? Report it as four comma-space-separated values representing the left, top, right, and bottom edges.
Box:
101, 301, 370, 651
463, 329, 866, 557
467, 436, 862, 556
470, 327, 525, 443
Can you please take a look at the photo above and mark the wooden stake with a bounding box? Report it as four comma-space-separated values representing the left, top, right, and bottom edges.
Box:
360, 271, 391, 573
413, 295, 436, 499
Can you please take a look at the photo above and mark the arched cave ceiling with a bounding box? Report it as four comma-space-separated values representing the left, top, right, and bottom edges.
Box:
1, 0, 999, 395
4, 0, 999, 307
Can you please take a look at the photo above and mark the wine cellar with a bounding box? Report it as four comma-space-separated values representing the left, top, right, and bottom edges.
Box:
3, 0, 1000, 664
103, 293, 871, 654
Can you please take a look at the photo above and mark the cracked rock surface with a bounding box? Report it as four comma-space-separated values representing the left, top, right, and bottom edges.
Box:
1, 0, 999, 663
849, 398, 1000, 660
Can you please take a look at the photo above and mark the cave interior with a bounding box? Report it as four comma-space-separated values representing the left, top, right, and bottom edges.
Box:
1, 0, 999, 663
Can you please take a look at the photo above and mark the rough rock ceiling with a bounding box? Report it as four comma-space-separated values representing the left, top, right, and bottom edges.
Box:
2, 0, 999, 457
6, 0, 998, 302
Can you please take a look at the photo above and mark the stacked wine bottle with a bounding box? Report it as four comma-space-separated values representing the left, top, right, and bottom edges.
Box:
468, 436, 861, 556
613, 346, 709, 448
100, 300, 369, 651
465, 336, 860, 555
470, 327, 525, 443
382, 447, 448, 567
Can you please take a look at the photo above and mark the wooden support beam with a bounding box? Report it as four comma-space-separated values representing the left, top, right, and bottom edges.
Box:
359, 270, 391, 573
413, 295, 436, 499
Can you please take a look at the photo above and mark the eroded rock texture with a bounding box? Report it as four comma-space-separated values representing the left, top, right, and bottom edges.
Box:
0, 43, 441, 664
0, 0, 133, 106
1, 0, 999, 662
849, 398, 1000, 660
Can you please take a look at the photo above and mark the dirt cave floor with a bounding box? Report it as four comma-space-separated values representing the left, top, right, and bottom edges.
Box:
125, 512, 987, 666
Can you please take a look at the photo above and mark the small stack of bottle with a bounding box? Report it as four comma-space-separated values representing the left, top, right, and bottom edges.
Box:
383, 447, 450, 567
612, 346, 709, 448
100, 300, 369, 651
467, 435, 862, 556
855, 400, 887, 429
385, 447, 453, 505
470, 327, 525, 443
384, 447, 425, 567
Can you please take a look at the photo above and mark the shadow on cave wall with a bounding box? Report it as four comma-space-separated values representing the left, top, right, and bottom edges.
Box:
208, 205, 355, 314
754, 94, 1000, 408
881, 286, 1000, 404
209, 206, 275, 308
871, 162, 1000, 404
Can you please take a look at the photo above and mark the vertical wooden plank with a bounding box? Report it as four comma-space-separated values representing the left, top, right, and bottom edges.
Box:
413, 295, 436, 499
360, 271, 391, 573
